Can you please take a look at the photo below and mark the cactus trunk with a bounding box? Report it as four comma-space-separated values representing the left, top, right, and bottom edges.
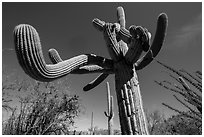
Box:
115, 60, 149, 135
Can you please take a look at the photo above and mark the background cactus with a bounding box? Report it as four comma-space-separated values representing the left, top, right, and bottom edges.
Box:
13, 6, 168, 135
104, 82, 114, 135
90, 112, 94, 135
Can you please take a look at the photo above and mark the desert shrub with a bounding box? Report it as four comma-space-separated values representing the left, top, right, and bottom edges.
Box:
155, 60, 202, 135
164, 112, 201, 135
2, 76, 81, 135
146, 110, 167, 135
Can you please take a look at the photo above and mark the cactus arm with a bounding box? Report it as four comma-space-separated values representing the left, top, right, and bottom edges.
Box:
48, 48, 63, 64
48, 48, 114, 74
117, 7, 125, 28
48, 48, 111, 90
83, 73, 109, 91
135, 13, 168, 70
14, 24, 113, 82
104, 111, 109, 117
92, 7, 130, 61
116, 6, 129, 57
92, 19, 120, 61
73, 65, 114, 74
103, 23, 121, 61
92, 18, 131, 45
117, 6, 150, 64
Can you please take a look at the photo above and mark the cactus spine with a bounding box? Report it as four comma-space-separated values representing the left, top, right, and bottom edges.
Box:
13, 6, 167, 135
104, 82, 114, 135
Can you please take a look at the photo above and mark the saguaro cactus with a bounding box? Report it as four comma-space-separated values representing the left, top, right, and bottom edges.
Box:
13, 6, 168, 135
104, 82, 114, 135
90, 7, 167, 135
90, 112, 94, 135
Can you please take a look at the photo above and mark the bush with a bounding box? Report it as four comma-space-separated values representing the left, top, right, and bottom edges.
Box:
155, 60, 202, 135
2, 80, 81, 135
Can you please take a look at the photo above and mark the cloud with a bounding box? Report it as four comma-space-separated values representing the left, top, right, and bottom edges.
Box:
169, 13, 201, 48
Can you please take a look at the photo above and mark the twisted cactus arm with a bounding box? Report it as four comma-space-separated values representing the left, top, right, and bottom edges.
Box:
135, 13, 168, 70
92, 10, 167, 69
14, 24, 113, 82
93, 16, 132, 62
93, 19, 151, 66
92, 18, 131, 44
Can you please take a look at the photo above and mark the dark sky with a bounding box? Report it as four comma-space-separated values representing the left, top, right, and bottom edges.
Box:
2, 2, 202, 130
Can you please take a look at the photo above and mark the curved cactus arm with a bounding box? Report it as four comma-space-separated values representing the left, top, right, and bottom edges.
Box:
48, 48, 114, 74
135, 13, 168, 70
14, 24, 113, 82
92, 19, 131, 61
83, 73, 109, 91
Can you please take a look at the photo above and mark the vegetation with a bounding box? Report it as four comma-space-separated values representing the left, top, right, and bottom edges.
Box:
2, 71, 82, 135
153, 60, 202, 135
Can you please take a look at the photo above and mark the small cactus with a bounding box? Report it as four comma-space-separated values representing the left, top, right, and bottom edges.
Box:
104, 82, 114, 135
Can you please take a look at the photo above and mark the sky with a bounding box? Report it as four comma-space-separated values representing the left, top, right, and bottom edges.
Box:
2, 2, 202, 131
